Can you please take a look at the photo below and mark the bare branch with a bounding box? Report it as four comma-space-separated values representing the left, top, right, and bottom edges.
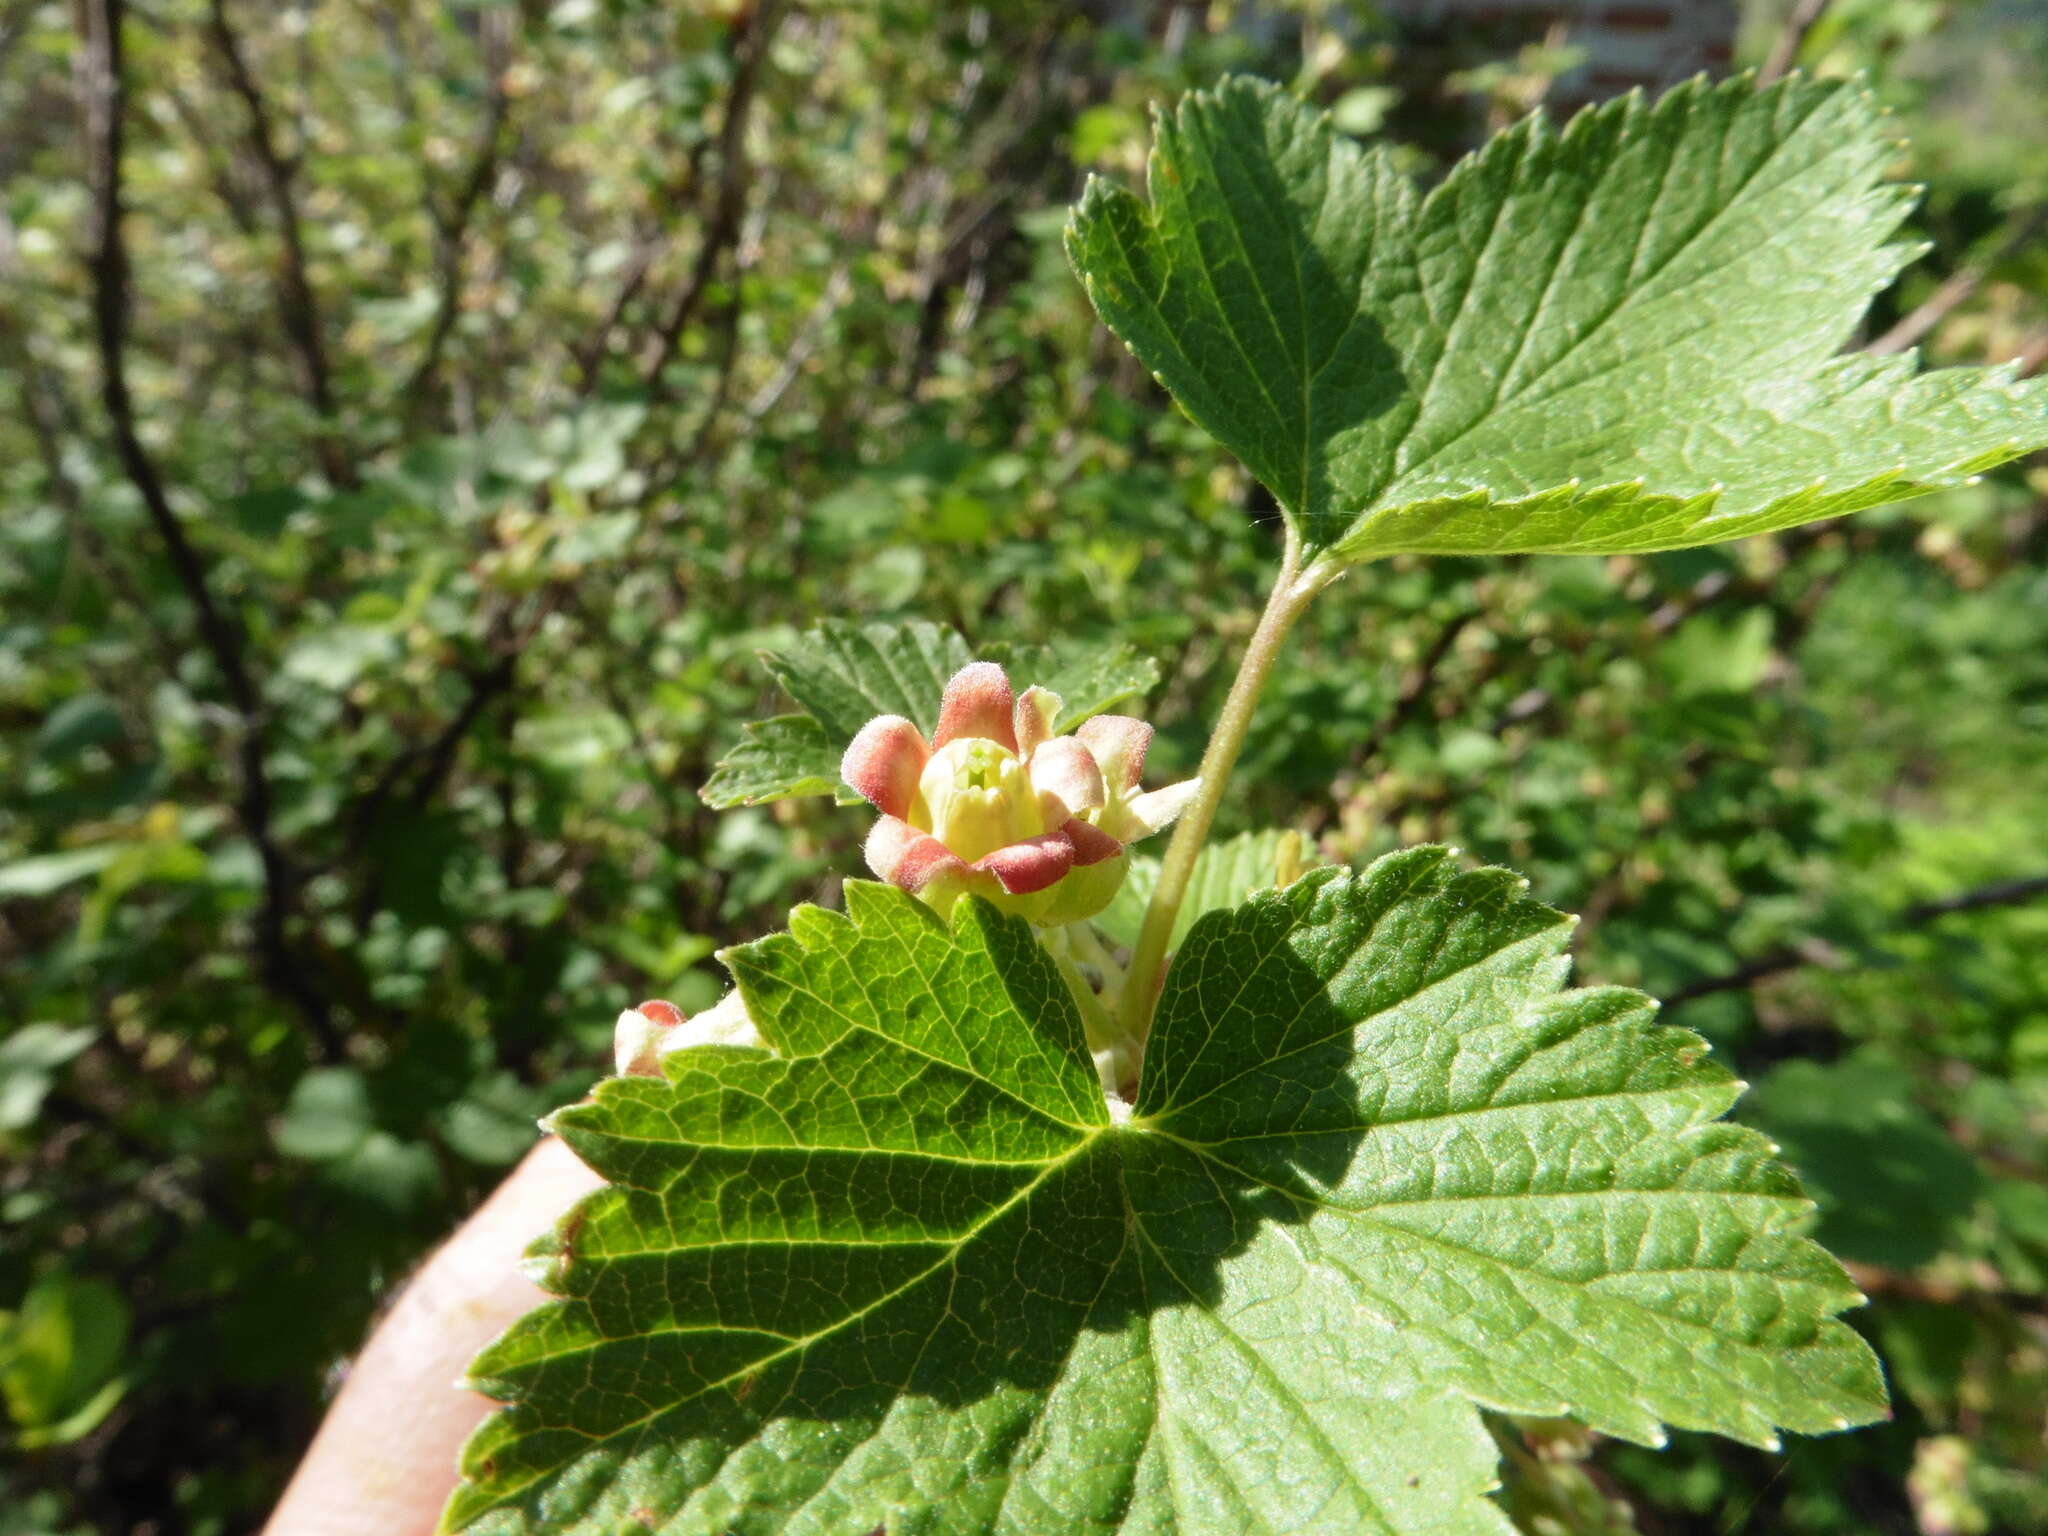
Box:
204, 0, 355, 487
638, 0, 785, 403
77, 0, 342, 1064
1869, 204, 2048, 357
1351, 610, 1481, 773
1664, 872, 2048, 1008
1902, 873, 2048, 923
1759, 0, 1830, 85
2017, 327, 2048, 379
401, 6, 517, 414
573, 136, 708, 393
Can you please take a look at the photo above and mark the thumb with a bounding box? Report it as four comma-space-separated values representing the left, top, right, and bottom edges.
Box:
263, 1134, 605, 1536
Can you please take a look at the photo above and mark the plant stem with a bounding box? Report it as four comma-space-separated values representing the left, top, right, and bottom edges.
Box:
1118, 532, 1323, 1041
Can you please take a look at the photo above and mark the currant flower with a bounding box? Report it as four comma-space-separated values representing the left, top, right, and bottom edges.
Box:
840, 661, 1197, 924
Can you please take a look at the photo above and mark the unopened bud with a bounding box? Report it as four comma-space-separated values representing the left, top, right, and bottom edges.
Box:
612, 991, 764, 1077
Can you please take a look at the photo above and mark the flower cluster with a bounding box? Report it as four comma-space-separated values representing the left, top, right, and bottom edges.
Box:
840, 661, 1195, 924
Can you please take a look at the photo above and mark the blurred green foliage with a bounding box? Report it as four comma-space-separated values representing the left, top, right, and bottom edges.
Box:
1, 1, 2043, 1531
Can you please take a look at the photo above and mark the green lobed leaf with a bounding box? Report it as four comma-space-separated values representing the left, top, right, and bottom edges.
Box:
447, 849, 1883, 1535
700, 620, 1160, 808
1065, 74, 2048, 564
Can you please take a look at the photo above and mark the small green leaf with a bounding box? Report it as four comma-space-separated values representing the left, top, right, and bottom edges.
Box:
0, 1276, 130, 1447
980, 642, 1161, 734
0, 847, 123, 901
448, 850, 1881, 1535
274, 1067, 374, 1162
698, 716, 850, 809
761, 619, 973, 741
0, 1024, 97, 1134
32, 694, 125, 763
701, 621, 1161, 808
1098, 825, 1314, 952
1066, 75, 2048, 564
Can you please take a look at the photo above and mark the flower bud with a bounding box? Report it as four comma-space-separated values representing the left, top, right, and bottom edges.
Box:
612, 992, 763, 1077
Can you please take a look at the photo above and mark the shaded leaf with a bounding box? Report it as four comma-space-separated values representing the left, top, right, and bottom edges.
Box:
0, 1276, 129, 1448
0, 1024, 97, 1134
1742, 1054, 1984, 1270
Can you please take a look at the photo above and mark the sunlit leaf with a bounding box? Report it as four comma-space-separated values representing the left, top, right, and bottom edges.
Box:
1067, 75, 2048, 563
448, 850, 1882, 1534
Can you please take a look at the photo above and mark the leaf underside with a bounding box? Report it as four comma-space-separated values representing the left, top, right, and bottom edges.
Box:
447, 849, 1884, 1536
1065, 73, 2048, 563
700, 620, 1160, 809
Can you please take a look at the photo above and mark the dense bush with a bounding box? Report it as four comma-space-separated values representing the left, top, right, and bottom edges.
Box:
2, 2, 2044, 1531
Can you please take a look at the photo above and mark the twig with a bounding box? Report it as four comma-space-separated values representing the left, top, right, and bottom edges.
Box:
1664, 871, 2048, 1008
156, 76, 260, 237
743, 259, 853, 421
77, 0, 342, 1064
2012, 326, 2048, 379
9, 335, 176, 666
204, 0, 355, 487
1903, 873, 2048, 922
638, 0, 784, 402
1352, 609, 1480, 772
1759, 0, 1831, 85
1844, 1260, 2048, 1320
572, 138, 709, 393
401, 6, 516, 413
1869, 205, 2048, 357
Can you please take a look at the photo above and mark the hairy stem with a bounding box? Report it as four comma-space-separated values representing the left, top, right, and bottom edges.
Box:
1118, 532, 1322, 1041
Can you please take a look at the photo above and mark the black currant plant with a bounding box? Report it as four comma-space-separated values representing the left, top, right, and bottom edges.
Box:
442, 74, 2048, 1535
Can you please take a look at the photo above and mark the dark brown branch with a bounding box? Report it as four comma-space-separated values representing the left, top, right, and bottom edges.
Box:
573, 137, 708, 393
1869, 205, 2048, 357
1903, 873, 2048, 922
204, 0, 355, 487
403, 650, 520, 815
157, 77, 261, 237
78, 0, 341, 1064
1664, 872, 2048, 1008
401, 7, 516, 413
1759, 0, 1831, 85
1352, 610, 1480, 772
344, 574, 567, 860
348, 647, 518, 841
638, 1, 783, 402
